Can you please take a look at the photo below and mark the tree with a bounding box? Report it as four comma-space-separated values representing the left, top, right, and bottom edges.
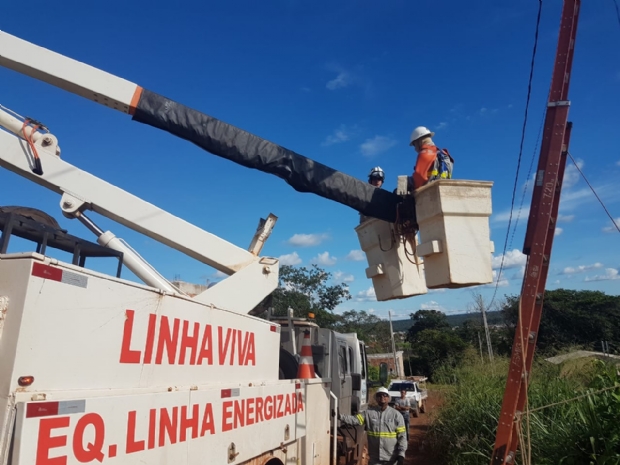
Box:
500, 289, 620, 355
408, 329, 468, 378
332, 310, 392, 353
407, 309, 451, 342
271, 264, 351, 328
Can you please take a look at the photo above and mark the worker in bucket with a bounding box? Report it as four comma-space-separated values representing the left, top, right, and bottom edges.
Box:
394, 389, 411, 441
368, 166, 385, 188
339, 387, 407, 465
359, 166, 386, 223
410, 126, 454, 190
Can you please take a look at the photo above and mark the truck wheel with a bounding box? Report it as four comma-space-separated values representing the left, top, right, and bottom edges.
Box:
412, 406, 419, 418
420, 400, 426, 414
279, 348, 298, 379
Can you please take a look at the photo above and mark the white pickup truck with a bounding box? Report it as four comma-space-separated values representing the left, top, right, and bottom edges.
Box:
387, 379, 428, 417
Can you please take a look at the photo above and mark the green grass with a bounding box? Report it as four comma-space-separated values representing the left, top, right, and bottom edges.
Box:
425, 356, 620, 465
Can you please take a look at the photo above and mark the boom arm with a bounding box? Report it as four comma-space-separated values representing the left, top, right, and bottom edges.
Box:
0, 30, 403, 223
0, 106, 280, 314
0, 110, 256, 275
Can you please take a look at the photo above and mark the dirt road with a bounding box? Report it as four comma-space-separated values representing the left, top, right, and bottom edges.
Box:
405, 391, 442, 465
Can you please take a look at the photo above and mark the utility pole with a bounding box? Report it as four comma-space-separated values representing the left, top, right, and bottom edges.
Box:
388, 311, 399, 378
478, 332, 485, 364
491, 0, 580, 462
481, 300, 494, 363
601, 340, 610, 357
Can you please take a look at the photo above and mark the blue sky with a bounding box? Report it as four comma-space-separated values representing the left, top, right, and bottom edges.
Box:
1, 0, 619, 320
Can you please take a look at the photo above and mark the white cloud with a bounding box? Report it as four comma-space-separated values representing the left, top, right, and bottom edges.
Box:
312, 251, 337, 266
492, 249, 527, 269
345, 249, 365, 261
326, 71, 350, 90
555, 227, 563, 236
557, 214, 575, 223
360, 135, 397, 157
511, 266, 526, 279
420, 300, 447, 311
492, 207, 530, 224
437, 121, 448, 130
355, 286, 376, 302
616, 160, 620, 166
322, 124, 358, 146
287, 233, 329, 247
213, 270, 227, 278
585, 268, 620, 282
563, 158, 584, 189
602, 218, 620, 233
481, 269, 509, 288
559, 184, 614, 212
493, 269, 510, 287
333, 271, 355, 283
279, 252, 302, 266
560, 263, 604, 275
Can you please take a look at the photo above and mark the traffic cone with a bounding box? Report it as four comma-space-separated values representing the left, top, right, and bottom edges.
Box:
296, 330, 316, 379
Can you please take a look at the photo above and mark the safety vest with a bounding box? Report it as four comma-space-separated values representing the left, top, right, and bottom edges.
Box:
427, 148, 454, 182
340, 406, 407, 462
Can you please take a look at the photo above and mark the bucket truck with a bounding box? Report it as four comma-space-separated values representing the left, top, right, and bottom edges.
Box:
0, 30, 495, 465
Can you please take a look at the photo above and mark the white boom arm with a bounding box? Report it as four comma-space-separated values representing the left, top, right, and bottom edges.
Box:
0, 31, 141, 115
0, 112, 255, 274
0, 30, 283, 312
0, 108, 279, 313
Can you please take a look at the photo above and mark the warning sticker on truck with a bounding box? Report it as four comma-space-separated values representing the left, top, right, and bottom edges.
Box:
16, 384, 304, 464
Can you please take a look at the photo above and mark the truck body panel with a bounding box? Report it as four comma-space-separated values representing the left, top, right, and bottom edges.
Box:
0, 254, 333, 464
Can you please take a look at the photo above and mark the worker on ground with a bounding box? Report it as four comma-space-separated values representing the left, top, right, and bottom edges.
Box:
394, 389, 411, 441
410, 126, 454, 190
360, 166, 386, 223
339, 387, 407, 465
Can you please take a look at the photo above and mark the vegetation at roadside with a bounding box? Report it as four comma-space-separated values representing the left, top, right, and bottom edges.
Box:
264, 266, 620, 462
426, 356, 620, 465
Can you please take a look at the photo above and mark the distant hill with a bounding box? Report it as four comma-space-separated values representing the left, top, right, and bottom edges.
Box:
391, 311, 504, 333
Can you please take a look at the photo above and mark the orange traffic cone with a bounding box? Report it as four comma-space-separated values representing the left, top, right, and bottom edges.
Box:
296, 330, 316, 379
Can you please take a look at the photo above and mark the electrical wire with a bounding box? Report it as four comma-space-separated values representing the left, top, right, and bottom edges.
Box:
567, 152, 620, 233
490, 0, 544, 308
612, 0, 620, 30
509, 101, 548, 250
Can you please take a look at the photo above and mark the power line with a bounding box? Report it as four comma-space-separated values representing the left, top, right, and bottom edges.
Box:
612, 0, 620, 31
509, 101, 547, 250
567, 152, 620, 233
490, 0, 544, 307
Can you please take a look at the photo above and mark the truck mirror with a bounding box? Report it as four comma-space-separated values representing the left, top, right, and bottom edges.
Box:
379, 363, 388, 385
351, 373, 361, 391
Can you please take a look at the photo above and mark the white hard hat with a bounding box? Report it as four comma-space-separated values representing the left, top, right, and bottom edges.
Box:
368, 166, 385, 181
409, 126, 435, 145
375, 387, 389, 395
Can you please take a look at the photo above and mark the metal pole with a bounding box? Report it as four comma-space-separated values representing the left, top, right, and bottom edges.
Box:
287, 307, 297, 357
481, 301, 494, 363
330, 391, 338, 465
491, 1, 580, 462
388, 311, 399, 378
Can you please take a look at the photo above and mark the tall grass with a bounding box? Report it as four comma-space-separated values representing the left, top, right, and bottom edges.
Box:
426, 354, 620, 464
